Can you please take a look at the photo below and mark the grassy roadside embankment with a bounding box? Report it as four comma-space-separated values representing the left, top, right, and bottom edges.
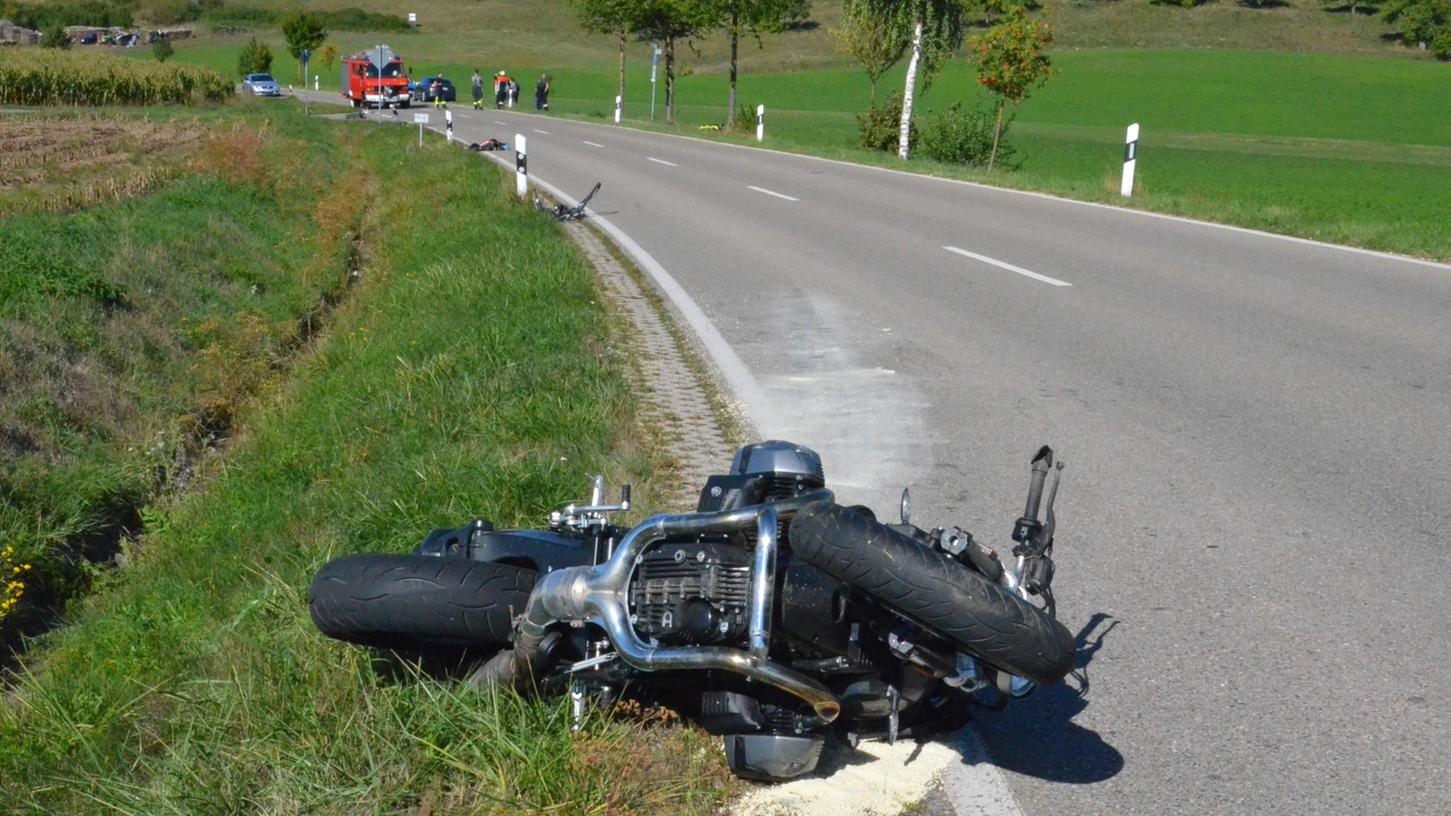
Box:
1, 104, 734, 814
150, 0, 1451, 261
1, 104, 366, 649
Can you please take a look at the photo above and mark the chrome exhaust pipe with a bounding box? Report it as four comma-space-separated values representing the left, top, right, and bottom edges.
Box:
497, 491, 840, 723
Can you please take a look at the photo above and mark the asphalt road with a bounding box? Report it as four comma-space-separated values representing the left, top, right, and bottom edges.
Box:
344, 98, 1450, 815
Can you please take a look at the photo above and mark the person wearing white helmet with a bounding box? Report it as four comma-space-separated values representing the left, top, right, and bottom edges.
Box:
494, 70, 511, 109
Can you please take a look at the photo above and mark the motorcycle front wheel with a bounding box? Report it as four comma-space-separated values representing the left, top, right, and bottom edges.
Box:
789, 501, 1076, 686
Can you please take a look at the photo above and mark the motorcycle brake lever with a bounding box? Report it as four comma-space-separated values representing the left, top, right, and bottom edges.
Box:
1039, 460, 1064, 554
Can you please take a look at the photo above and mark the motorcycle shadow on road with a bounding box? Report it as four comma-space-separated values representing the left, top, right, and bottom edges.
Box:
962, 613, 1124, 784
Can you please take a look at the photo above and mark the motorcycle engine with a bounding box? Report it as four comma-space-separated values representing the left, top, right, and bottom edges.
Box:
628, 441, 827, 647
628, 541, 751, 645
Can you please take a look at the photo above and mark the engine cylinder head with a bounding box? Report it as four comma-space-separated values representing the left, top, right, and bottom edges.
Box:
731, 441, 825, 488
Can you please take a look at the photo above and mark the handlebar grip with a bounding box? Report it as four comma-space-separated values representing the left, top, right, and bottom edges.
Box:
1022, 446, 1054, 521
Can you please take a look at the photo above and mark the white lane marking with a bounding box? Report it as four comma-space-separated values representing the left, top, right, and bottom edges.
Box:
747, 185, 799, 202
646, 157, 678, 167
493, 120, 507, 125
943, 729, 1029, 816
501, 110, 1451, 272
533, 129, 550, 135
944, 245, 1072, 287
583, 140, 605, 148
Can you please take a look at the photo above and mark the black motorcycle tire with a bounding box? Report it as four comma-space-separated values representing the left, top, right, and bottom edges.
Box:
308, 554, 535, 649
789, 501, 1076, 686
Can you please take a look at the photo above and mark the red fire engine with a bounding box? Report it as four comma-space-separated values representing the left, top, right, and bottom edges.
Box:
341, 46, 410, 109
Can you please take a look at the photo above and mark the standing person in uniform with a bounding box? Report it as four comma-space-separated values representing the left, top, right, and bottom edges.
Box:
494, 71, 510, 109
471, 69, 483, 110
535, 73, 550, 111
432, 74, 447, 109
507, 77, 519, 108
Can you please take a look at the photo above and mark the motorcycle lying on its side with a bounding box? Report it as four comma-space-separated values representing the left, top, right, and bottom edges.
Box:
308, 441, 1076, 781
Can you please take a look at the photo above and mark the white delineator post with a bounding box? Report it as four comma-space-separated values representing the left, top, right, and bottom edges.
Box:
413, 112, 428, 147
515, 134, 528, 199
756, 104, 764, 142
313, 75, 318, 91
445, 108, 453, 143
1121, 122, 1140, 197
614, 94, 622, 124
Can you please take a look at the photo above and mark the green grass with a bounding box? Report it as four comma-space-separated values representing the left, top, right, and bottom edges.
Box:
0, 107, 733, 813
0, 102, 365, 642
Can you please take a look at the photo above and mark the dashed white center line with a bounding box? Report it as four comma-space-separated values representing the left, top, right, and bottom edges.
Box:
533, 129, 550, 135
493, 120, 507, 125
747, 185, 799, 202
646, 157, 678, 167
582, 140, 605, 148
943, 246, 1072, 287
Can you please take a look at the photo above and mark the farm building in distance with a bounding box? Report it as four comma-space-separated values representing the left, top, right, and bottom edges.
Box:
0, 19, 42, 45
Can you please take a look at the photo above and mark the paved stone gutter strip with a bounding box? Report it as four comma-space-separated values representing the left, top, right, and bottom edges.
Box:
562, 220, 738, 508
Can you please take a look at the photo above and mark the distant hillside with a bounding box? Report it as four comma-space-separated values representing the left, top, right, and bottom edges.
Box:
229, 0, 1434, 74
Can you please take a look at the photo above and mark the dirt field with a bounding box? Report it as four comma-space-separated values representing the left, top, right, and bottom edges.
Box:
0, 116, 206, 216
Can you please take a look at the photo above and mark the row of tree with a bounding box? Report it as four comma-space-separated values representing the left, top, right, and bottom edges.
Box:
571, 0, 809, 125
236, 12, 332, 77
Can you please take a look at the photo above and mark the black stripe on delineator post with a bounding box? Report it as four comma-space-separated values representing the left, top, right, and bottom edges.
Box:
1120, 122, 1140, 197
515, 134, 528, 198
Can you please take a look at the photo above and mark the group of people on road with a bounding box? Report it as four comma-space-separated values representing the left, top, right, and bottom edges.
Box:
470, 70, 550, 112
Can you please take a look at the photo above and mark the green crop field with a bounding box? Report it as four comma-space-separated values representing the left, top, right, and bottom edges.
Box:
0, 103, 734, 813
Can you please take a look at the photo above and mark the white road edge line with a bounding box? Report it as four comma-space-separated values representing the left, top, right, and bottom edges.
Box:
646, 157, 678, 167
472, 104, 1449, 273
945, 246, 1072, 287
472, 143, 1020, 816
473, 150, 779, 435
747, 185, 799, 202
583, 140, 605, 148
534, 129, 550, 135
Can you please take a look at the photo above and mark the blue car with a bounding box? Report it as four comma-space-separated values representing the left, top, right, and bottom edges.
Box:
241, 73, 282, 97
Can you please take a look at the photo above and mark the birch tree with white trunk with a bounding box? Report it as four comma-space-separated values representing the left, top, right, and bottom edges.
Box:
881, 0, 968, 160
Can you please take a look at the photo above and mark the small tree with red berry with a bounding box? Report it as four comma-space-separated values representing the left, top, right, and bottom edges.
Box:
968, 7, 1055, 171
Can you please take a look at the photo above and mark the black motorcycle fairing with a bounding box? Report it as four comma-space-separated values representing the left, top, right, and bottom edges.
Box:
415, 522, 600, 573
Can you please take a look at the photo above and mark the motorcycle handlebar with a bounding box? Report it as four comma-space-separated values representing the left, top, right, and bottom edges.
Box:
1022, 446, 1054, 522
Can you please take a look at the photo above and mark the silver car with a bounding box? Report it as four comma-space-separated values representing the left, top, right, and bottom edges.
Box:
241, 73, 282, 97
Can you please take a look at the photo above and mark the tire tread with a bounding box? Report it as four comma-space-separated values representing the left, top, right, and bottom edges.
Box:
789, 501, 1075, 684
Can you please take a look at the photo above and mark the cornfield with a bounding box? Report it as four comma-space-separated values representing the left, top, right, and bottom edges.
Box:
0, 49, 233, 107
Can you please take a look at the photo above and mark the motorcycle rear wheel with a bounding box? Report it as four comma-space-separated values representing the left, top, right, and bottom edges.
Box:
789, 501, 1076, 686
308, 554, 535, 650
